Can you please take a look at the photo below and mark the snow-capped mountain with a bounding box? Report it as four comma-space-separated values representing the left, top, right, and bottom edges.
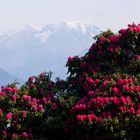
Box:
0, 21, 101, 81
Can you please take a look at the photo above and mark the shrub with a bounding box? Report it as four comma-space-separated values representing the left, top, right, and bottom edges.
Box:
0, 23, 140, 139
66, 23, 140, 139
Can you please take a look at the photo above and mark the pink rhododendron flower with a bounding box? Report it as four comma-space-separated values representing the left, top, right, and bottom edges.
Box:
112, 87, 119, 94
119, 29, 127, 34
21, 110, 27, 117
22, 95, 28, 100
38, 104, 44, 111
11, 133, 18, 139
135, 55, 140, 60
0, 108, 3, 114
28, 76, 34, 82
11, 95, 17, 101
98, 36, 107, 43
136, 109, 140, 115
6, 112, 12, 120
32, 106, 37, 112
102, 80, 108, 86
88, 91, 94, 96
12, 87, 17, 94
129, 86, 135, 91
130, 107, 135, 113
87, 114, 92, 122
52, 103, 57, 110
86, 77, 94, 83
42, 97, 47, 103
22, 132, 28, 138
123, 85, 129, 91
1, 130, 7, 136
47, 100, 51, 105
108, 34, 119, 42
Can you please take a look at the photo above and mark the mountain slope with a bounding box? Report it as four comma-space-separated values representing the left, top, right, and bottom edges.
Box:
0, 21, 101, 80
0, 68, 18, 86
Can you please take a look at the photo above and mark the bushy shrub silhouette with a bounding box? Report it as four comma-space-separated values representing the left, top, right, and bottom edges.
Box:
0, 23, 140, 140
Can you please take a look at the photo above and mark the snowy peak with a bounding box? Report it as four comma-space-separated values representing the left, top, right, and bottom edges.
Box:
62, 21, 101, 37
36, 21, 101, 42
1, 21, 101, 45
63, 20, 98, 32
0, 21, 101, 82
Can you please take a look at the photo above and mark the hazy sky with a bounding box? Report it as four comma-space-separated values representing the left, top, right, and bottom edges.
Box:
0, 0, 139, 32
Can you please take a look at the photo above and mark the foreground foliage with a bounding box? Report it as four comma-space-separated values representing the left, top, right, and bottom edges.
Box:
0, 23, 140, 139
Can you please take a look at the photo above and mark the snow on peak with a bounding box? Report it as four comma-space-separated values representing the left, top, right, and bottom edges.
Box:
62, 20, 95, 33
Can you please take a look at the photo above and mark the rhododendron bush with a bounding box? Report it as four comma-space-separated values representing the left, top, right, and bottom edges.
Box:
0, 23, 140, 139
66, 23, 140, 139
0, 72, 70, 139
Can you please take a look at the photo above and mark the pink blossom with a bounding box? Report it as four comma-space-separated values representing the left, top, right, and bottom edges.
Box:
28, 76, 34, 83
32, 106, 37, 112
136, 109, 140, 115
123, 79, 128, 84
86, 77, 94, 83
130, 107, 135, 113
52, 103, 57, 110
120, 96, 126, 104
22, 95, 28, 100
22, 132, 28, 138
137, 104, 140, 108
7, 87, 13, 92
38, 104, 44, 111
6, 112, 12, 120
32, 98, 37, 103
11, 133, 18, 139
129, 86, 135, 91
1, 130, 7, 136
0, 108, 3, 114
98, 36, 107, 44
88, 91, 94, 96
128, 78, 133, 83
109, 34, 119, 42
102, 80, 108, 86
68, 56, 74, 63
119, 29, 127, 34
87, 114, 92, 122
126, 96, 131, 103
76, 115, 86, 121
11, 95, 17, 101
118, 79, 124, 85
135, 55, 140, 60
47, 100, 51, 105
21, 110, 27, 117
123, 85, 129, 91
42, 97, 47, 103
119, 106, 124, 111
27, 96, 31, 101
95, 79, 100, 83
12, 87, 17, 94
112, 87, 119, 94
135, 86, 140, 92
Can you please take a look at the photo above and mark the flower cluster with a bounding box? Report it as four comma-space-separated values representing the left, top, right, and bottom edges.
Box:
0, 23, 140, 139
66, 23, 140, 139
0, 72, 62, 139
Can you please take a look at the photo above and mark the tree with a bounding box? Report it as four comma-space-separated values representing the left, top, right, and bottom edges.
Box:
66, 23, 140, 139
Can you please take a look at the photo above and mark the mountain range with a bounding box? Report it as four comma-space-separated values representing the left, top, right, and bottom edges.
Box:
0, 21, 101, 85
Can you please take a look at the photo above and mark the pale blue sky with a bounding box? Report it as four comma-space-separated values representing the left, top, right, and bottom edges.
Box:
0, 0, 139, 32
